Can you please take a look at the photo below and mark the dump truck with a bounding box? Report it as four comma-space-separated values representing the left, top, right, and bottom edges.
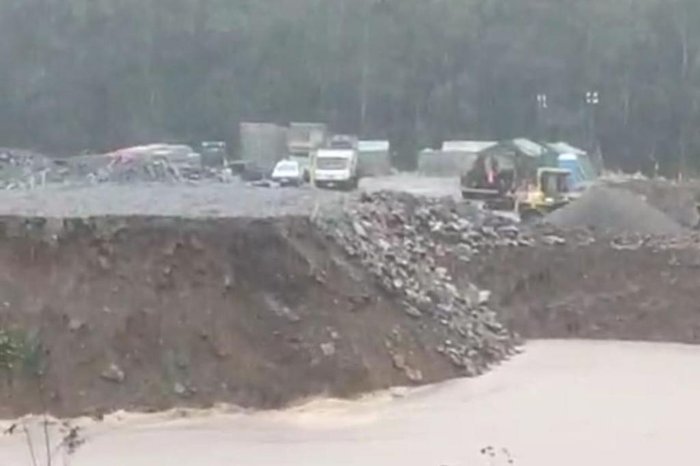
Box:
239, 122, 289, 175
288, 123, 327, 180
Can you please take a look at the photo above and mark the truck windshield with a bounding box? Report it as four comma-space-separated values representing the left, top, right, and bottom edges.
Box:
317, 157, 349, 170
274, 161, 299, 174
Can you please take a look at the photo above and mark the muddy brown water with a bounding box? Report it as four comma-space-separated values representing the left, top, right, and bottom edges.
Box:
2, 340, 698, 466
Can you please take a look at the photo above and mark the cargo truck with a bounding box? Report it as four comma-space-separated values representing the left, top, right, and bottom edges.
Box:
313, 148, 359, 190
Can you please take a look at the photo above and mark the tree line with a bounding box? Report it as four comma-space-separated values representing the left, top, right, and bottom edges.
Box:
0, 0, 699, 174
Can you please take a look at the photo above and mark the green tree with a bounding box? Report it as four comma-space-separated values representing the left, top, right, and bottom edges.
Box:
1, 0, 700, 174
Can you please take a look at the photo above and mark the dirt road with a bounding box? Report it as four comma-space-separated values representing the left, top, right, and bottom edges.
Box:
0, 183, 348, 218
2, 340, 697, 466
0, 175, 460, 218
360, 174, 461, 198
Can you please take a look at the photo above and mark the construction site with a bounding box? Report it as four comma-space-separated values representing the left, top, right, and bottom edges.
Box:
0, 135, 700, 465
4, 0, 700, 461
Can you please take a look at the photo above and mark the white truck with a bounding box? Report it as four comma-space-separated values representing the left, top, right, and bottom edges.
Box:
312, 148, 359, 190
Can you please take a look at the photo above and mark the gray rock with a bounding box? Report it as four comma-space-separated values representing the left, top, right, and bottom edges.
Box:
352, 220, 368, 238
263, 295, 301, 322
478, 290, 492, 305
403, 305, 423, 318
68, 318, 86, 332
100, 363, 125, 383
391, 353, 424, 383
541, 234, 566, 246
97, 255, 111, 271
174, 382, 187, 397
321, 342, 336, 357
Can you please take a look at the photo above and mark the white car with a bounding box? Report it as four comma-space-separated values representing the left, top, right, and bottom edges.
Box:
271, 159, 304, 186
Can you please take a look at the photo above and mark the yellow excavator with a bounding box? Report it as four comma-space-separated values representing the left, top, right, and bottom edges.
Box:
461, 156, 573, 221
515, 168, 573, 221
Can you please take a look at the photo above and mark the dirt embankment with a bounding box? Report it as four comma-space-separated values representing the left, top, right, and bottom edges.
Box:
4, 185, 700, 419
511, 179, 700, 341
463, 233, 700, 342
0, 216, 466, 418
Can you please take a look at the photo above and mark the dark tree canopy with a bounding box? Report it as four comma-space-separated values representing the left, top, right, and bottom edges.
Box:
0, 0, 699, 174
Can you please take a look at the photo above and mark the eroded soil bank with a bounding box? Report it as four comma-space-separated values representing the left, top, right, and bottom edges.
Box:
0, 215, 463, 417
465, 233, 700, 343
2, 192, 700, 418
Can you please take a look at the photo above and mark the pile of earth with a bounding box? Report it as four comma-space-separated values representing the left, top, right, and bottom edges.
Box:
609, 178, 700, 228
462, 228, 700, 344
545, 186, 685, 235
0, 194, 521, 418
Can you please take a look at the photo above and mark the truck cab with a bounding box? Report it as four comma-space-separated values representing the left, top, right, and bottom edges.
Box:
516, 168, 572, 221
313, 148, 359, 190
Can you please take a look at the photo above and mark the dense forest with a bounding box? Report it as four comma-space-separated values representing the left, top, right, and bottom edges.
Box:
1, 0, 700, 173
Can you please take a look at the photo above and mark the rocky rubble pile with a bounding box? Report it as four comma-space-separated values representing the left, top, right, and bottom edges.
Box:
0, 148, 53, 189
82, 157, 213, 184
0, 146, 237, 190
318, 192, 525, 375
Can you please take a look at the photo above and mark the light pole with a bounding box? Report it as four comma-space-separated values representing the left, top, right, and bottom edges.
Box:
536, 93, 548, 140
585, 90, 602, 169
360, 0, 384, 137
585, 91, 599, 105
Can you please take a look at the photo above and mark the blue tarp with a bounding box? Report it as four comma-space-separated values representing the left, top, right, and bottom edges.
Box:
558, 153, 593, 190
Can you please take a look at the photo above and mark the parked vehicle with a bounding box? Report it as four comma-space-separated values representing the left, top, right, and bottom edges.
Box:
313, 148, 359, 190
271, 159, 304, 186
239, 122, 289, 174
288, 122, 327, 180
515, 168, 573, 221
200, 141, 227, 167
460, 154, 517, 210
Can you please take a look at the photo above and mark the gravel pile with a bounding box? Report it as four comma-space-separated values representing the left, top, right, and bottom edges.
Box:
0, 148, 234, 190
81, 157, 208, 184
0, 148, 53, 189
317, 192, 523, 375
545, 186, 686, 235
609, 179, 700, 228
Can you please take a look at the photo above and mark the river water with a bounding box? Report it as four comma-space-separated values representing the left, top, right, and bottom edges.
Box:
2, 340, 698, 466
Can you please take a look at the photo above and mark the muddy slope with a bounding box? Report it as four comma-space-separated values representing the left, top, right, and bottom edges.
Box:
0, 216, 463, 418
464, 234, 700, 342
